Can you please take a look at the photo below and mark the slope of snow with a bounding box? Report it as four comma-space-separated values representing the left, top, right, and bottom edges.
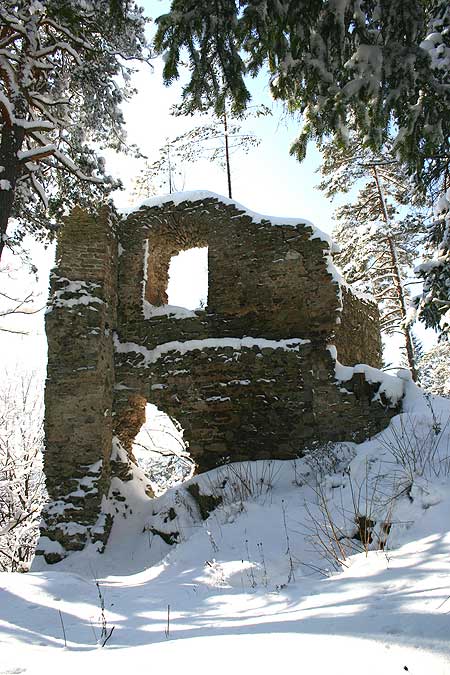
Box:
2, 385, 450, 674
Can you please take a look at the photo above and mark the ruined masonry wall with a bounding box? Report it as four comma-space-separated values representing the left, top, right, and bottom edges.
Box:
39, 207, 118, 561
335, 287, 382, 367
40, 194, 396, 564
114, 338, 396, 473
113, 196, 387, 474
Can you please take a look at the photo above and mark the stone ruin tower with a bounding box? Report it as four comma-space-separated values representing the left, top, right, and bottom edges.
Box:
37, 192, 402, 564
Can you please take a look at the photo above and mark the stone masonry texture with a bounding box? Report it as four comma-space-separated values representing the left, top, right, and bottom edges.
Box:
39, 193, 398, 563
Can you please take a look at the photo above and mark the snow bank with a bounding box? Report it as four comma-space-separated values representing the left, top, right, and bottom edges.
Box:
328, 345, 406, 405
4, 383, 450, 674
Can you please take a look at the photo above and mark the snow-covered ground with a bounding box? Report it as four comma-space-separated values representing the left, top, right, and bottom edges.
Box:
1, 382, 450, 674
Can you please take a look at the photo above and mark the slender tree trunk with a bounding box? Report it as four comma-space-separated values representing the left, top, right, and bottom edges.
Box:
167, 144, 173, 194
223, 110, 232, 199
372, 165, 418, 380
0, 123, 25, 262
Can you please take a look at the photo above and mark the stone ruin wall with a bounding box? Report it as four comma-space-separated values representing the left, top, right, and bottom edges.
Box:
38, 194, 399, 563
41, 207, 118, 557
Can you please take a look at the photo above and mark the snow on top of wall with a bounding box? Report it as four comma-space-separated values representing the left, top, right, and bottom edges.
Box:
327, 345, 406, 406
328, 259, 377, 313
143, 300, 197, 320
114, 334, 311, 367
48, 278, 103, 311
121, 190, 339, 253
35, 537, 65, 555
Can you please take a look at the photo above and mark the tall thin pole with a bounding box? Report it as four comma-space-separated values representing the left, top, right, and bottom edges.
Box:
223, 109, 232, 199
167, 143, 173, 194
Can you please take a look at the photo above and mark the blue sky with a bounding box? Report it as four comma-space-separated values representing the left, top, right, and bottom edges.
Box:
104, 0, 339, 232
100, 0, 343, 309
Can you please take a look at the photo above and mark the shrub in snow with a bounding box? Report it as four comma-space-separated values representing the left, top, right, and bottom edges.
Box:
0, 373, 46, 571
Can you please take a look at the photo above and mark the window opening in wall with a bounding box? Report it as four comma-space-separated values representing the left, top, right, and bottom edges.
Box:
167, 247, 208, 310
132, 403, 194, 496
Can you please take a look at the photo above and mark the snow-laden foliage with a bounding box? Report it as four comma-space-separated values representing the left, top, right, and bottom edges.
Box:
0, 0, 151, 259
415, 186, 450, 338
0, 372, 45, 571
418, 343, 450, 396
155, 0, 450, 338
133, 104, 268, 200
155, 1, 449, 172
319, 135, 426, 372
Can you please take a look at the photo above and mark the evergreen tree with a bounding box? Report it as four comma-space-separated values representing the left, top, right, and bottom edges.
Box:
171, 103, 269, 199
155, 0, 450, 337
418, 342, 450, 397
155, 1, 449, 174
0, 0, 151, 260
133, 104, 268, 200
414, 181, 450, 338
320, 136, 426, 376
133, 139, 184, 199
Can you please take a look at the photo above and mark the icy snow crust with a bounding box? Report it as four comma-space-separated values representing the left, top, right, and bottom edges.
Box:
143, 299, 197, 320
3, 386, 450, 673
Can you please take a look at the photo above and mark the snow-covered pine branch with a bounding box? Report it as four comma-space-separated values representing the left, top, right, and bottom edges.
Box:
0, 371, 45, 571
0, 0, 152, 260
155, 0, 450, 339
321, 134, 427, 373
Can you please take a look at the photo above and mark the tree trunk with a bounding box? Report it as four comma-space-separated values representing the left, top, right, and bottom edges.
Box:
223, 110, 232, 199
0, 122, 26, 262
372, 166, 418, 380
